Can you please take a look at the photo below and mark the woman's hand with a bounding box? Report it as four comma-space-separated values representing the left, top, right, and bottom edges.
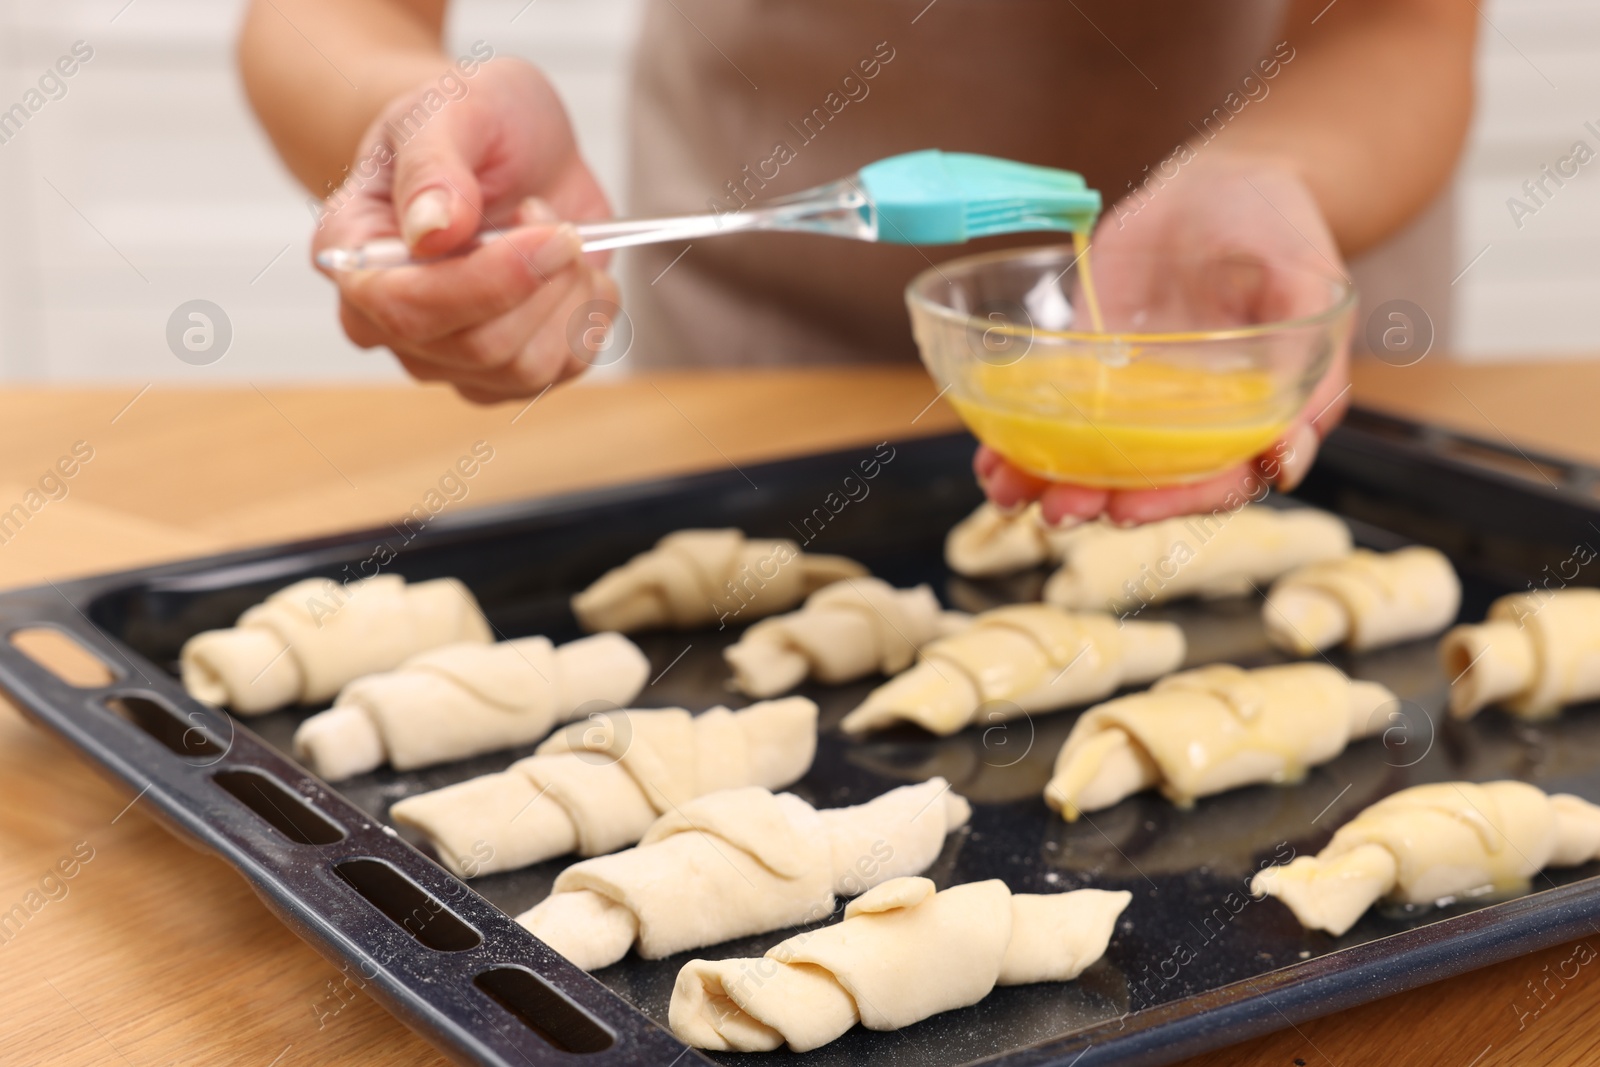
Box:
312, 58, 618, 403
977, 150, 1352, 526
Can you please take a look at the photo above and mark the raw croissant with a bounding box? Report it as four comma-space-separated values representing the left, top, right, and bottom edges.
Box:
180, 575, 491, 715
839, 604, 1185, 737
1440, 589, 1600, 720
1044, 663, 1396, 821
670, 875, 1130, 1053
389, 697, 817, 878
292, 632, 650, 780
725, 577, 969, 697
571, 528, 866, 633
1252, 781, 1600, 936
1043, 506, 1351, 612
945, 502, 1079, 578
1264, 547, 1460, 656
517, 778, 971, 971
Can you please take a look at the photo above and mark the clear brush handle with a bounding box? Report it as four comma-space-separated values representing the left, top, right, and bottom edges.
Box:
316, 180, 875, 271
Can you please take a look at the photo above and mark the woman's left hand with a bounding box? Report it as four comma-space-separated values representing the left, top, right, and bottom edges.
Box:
976, 149, 1352, 526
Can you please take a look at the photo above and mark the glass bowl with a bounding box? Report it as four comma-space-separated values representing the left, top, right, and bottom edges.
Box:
905, 244, 1355, 489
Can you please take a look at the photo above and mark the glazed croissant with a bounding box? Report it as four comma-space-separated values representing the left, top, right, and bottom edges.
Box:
1264, 547, 1460, 656
517, 778, 971, 971
180, 575, 492, 715
1043, 505, 1351, 613
1253, 781, 1600, 936
292, 632, 650, 780
1044, 664, 1395, 821
1440, 589, 1600, 720
725, 577, 969, 697
840, 604, 1185, 737
571, 528, 865, 633
670, 876, 1130, 1053
944, 502, 1080, 578
389, 697, 817, 878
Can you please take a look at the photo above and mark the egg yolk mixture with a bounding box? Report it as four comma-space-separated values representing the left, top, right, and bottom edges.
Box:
952, 355, 1289, 488
951, 232, 1289, 488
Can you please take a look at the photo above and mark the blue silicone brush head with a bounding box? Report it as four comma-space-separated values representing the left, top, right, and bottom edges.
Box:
857, 149, 1102, 245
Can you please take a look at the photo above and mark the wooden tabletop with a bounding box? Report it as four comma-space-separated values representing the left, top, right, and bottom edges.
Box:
1, 357, 1597, 1067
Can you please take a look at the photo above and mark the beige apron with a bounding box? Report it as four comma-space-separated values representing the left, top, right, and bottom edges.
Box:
622, 0, 1450, 367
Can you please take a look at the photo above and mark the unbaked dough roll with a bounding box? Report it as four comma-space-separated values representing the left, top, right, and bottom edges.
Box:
291, 632, 650, 780
180, 575, 492, 715
571, 528, 866, 633
1440, 589, 1600, 721
1264, 547, 1460, 656
839, 604, 1185, 737
1044, 664, 1395, 821
516, 779, 972, 971
389, 697, 818, 877
1043, 506, 1351, 612
945, 502, 1081, 578
725, 577, 969, 697
670, 876, 1130, 1053
1252, 781, 1600, 936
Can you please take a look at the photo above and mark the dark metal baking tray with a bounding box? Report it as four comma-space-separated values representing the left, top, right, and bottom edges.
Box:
4, 406, 1600, 1067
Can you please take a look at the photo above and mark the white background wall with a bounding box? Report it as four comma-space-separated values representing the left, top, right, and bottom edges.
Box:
0, 0, 644, 382
1454, 0, 1600, 359
0, 0, 1592, 381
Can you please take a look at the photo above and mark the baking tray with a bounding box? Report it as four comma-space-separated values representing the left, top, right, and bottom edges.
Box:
5, 406, 1600, 1067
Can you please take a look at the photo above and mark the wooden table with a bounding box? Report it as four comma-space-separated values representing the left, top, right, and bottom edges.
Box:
1, 358, 1597, 1067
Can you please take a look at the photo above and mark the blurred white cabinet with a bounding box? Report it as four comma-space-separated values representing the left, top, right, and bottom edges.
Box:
1453, 0, 1600, 359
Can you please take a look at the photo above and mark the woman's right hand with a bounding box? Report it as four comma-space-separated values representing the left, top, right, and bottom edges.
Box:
312, 58, 618, 403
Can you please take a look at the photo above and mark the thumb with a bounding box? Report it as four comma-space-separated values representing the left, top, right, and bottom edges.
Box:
389, 119, 485, 257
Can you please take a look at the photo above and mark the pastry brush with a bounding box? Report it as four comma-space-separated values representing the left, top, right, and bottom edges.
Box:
316, 149, 1102, 271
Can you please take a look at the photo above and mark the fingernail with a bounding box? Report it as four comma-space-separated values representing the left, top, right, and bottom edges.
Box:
518, 197, 559, 225
531, 223, 583, 276
1273, 423, 1319, 492
1040, 511, 1082, 531
983, 469, 1022, 509
402, 190, 452, 246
